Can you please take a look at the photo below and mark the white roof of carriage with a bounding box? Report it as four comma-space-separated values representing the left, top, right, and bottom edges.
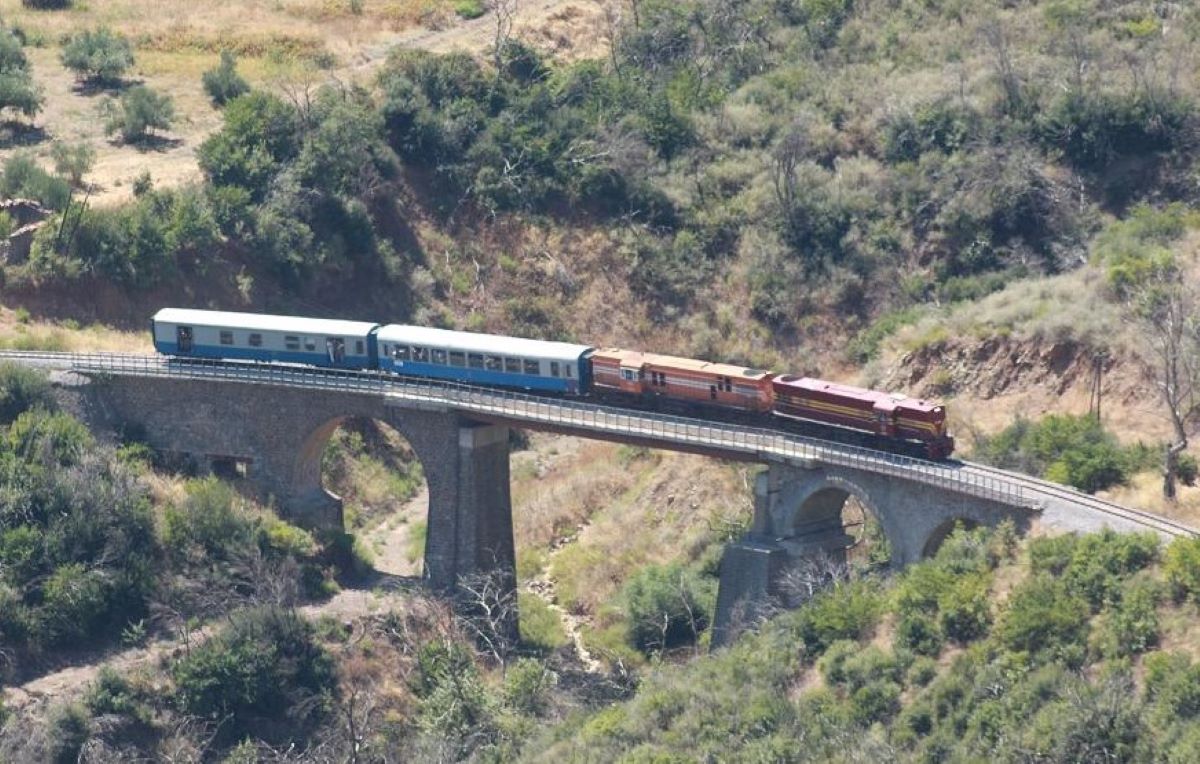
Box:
376, 324, 593, 362
153, 308, 379, 338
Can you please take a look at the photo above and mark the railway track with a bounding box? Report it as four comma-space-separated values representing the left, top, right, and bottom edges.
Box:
1, 350, 1197, 539
960, 461, 1198, 538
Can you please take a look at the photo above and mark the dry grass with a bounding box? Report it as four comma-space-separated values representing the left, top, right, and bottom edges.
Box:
0, 306, 148, 351
885, 268, 1125, 358
0, 0, 604, 206
1098, 470, 1200, 528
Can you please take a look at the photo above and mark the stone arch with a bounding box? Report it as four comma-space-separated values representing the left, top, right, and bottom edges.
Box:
290, 410, 442, 532
787, 477, 894, 566
921, 516, 981, 559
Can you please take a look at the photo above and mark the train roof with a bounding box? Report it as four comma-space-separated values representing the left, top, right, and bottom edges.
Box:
376, 324, 593, 362
153, 308, 379, 338
591, 348, 773, 380
775, 376, 943, 412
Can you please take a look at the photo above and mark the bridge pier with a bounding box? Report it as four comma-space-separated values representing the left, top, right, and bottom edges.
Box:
423, 423, 514, 591
712, 460, 1031, 648
75, 376, 517, 592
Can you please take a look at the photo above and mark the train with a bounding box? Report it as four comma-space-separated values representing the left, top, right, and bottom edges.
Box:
151, 308, 955, 459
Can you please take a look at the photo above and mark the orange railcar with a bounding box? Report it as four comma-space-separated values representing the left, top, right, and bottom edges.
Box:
589, 348, 775, 414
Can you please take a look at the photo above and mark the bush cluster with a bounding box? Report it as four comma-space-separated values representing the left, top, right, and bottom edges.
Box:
974, 412, 1148, 493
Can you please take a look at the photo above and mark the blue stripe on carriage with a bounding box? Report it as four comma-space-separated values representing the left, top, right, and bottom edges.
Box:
154, 341, 373, 369
378, 358, 580, 393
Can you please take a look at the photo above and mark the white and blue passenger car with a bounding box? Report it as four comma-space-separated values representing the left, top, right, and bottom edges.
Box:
374, 325, 593, 394
152, 308, 379, 369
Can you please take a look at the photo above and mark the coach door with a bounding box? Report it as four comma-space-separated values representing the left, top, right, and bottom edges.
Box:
176, 326, 193, 353
326, 337, 345, 364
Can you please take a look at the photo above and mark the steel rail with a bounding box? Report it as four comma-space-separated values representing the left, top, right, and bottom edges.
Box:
960, 461, 1198, 538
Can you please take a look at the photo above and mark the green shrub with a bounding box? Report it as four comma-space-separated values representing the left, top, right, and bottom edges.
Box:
41, 562, 110, 644
518, 592, 569, 653
882, 99, 980, 164
453, 0, 486, 19
0, 29, 42, 119
974, 413, 1134, 493
896, 612, 944, 656
103, 85, 175, 143
172, 607, 334, 744
937, 574, 991, 644
198, 91, 300, 201
1145, 652, 1200, 720
1164, 536, 1200, 602
60, 28, 133, 84
1029, 533, 1079, 576
1093, 578, 1160, 660
1038, 91, 1190, 172
85, 666, 146, 720
503, 657, 557, 717
790, 579, 884, 657
0, 362, 54, 423
50, 142, 95, 187
21, 0, 71, 7
1061, 530, 1159, 610
201, 50, 249, 107
621, 563, 716, 653
412, 641, 496, 751
998, 575, 1090, 661
46, 702, 90, 764
162, 477, 255, 560
1, 152, 71, 209
850, 680, 902, 725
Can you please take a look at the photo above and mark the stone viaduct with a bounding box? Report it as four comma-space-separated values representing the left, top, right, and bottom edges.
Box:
70, 371, 1037, 646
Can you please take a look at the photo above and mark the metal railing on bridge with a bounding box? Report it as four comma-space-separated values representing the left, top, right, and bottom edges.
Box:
2, 351, 1028, 507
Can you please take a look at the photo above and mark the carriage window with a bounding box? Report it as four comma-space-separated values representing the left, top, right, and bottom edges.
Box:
468, 353, 484, 369
304, 337, 317, 351
285, 336, 300, 351
354, 340, 363, 355
249, 333, 263, 347
432, 349, 447, 365
485, 355, 502, 371
523, 359, 540, 375
565, 364, 573, 378
413, 346, 429, 362
394, 345, 410, 360
504, 357, 521, 373
449, 351, 466, 367
220, 331, 234, 345
550, 361, 560, 377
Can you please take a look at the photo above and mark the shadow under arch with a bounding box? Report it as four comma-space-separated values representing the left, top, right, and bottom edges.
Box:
787, 478, 893, 567
922, 516, 981, 559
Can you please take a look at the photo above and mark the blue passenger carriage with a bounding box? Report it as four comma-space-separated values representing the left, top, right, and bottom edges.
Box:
374, 325, 593, 393
152, 308, 379, 369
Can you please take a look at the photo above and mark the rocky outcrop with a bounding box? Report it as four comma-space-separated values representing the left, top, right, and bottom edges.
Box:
883, 337, 1110, 400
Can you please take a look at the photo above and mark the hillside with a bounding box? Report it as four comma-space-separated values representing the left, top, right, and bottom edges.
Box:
3, 0, 1200, 760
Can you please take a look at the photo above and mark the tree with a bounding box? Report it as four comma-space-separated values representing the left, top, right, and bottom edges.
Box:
102, 85, 174, 143
50, 142, 95, 187
60, 28, 134, 85
1126, 261, 1200, 499
0, 30, 42, 120
197, 91, 300, 201
455, 565, 519, 671
201, 50, 249, 107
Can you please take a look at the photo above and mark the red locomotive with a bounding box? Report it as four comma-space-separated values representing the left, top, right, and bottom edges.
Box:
772, 376, 954, 459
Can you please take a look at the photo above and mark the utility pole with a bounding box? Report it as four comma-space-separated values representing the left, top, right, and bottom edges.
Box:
1088, 351, 1106, 423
